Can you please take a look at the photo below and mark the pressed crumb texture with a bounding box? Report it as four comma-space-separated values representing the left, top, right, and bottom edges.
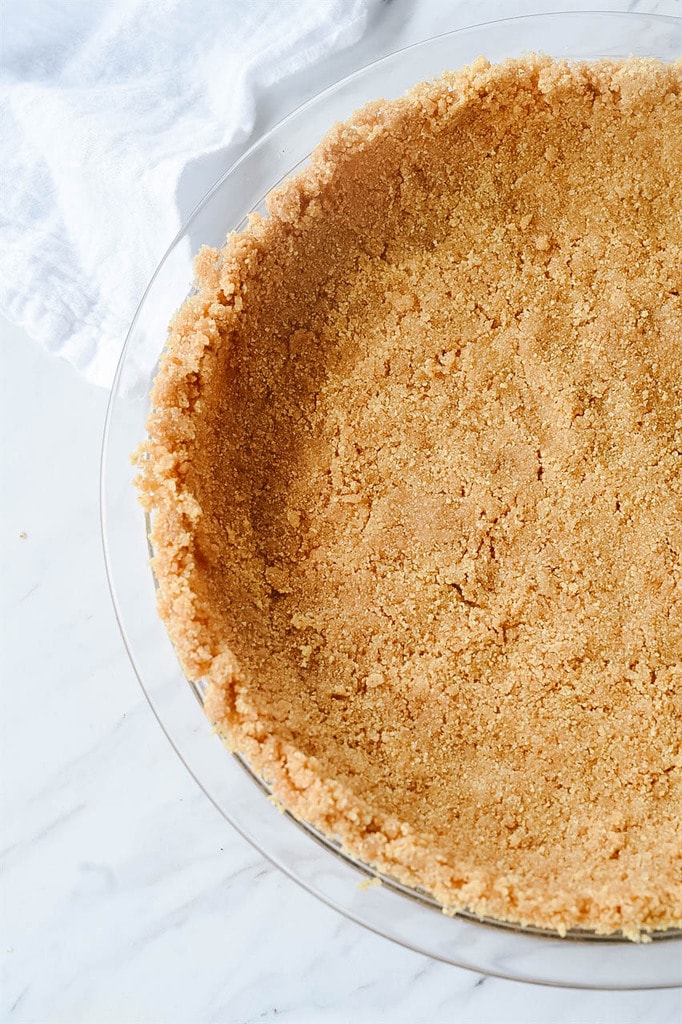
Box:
136, 55, 682, 939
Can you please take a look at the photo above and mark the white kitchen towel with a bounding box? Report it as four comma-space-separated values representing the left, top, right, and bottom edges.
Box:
0, 0, 381, 387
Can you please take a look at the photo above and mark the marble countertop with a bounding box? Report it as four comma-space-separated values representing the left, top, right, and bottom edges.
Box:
3, 2, 681, 1021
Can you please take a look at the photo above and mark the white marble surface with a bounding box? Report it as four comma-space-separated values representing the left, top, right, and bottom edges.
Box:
2, 2, 682, 1021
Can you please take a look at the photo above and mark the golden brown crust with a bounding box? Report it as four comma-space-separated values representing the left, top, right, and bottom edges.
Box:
135, 56, 682, 938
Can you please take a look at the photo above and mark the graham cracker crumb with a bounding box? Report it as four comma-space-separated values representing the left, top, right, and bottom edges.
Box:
135, 56, 682, 939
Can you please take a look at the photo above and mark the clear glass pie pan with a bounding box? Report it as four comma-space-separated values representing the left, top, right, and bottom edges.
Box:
101, 11, 682, 989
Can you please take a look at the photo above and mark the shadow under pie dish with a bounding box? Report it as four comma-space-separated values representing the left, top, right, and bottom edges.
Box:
135, 54, 682, 941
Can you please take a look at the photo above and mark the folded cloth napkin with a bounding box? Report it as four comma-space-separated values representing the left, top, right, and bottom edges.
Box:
0, 0, 380, 387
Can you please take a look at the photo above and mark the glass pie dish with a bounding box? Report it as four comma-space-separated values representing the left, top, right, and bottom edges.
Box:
101, 11, 682, 988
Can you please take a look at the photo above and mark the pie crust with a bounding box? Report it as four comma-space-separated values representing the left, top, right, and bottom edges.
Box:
136, 55, 682, 938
